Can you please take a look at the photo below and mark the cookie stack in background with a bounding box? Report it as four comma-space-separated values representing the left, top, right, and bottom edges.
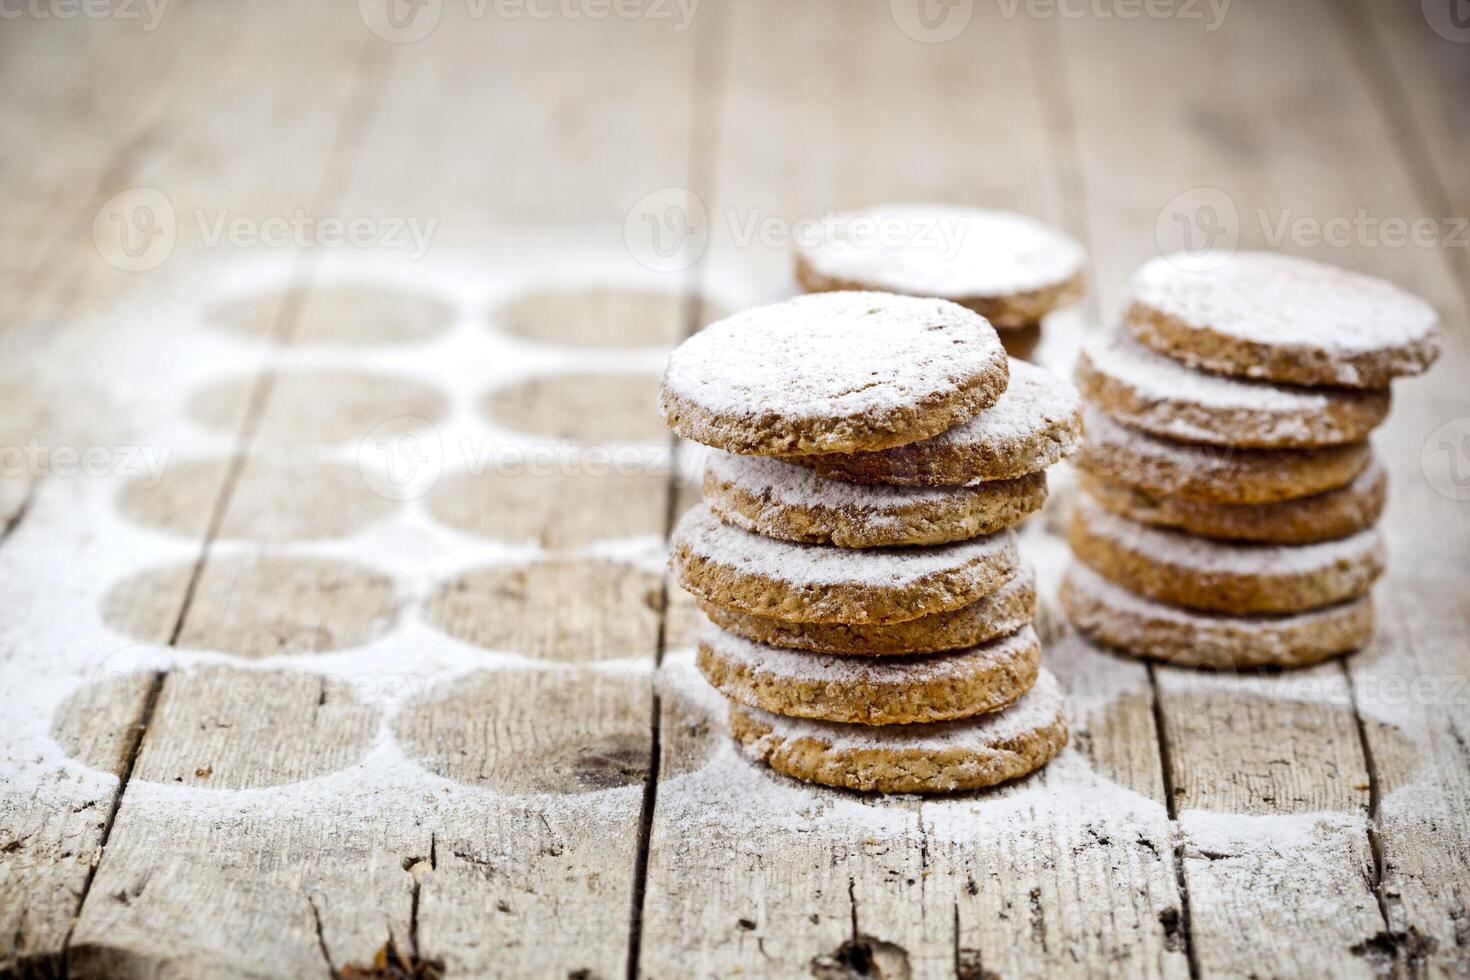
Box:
1061, 252, 1441, 669
658, 291, 1084, 794
793, 204, 1085, 360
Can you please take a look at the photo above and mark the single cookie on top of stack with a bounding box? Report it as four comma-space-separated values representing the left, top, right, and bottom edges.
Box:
1062, 252, 1440, 669
658, 291, 1084, 793
793, 205, 1085, 359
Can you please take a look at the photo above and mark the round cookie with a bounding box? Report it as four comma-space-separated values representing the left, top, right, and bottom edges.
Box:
1074, 408, 1371, 505
670, 503, 1018, 625
698, 565, 1037, 656
1076, 329, 1390, 449
1126, 252, 1440, 388
698, 625, 1041, 725
728, 668, 1067, 794
1060, 562, 1375, 669
794, 205, 1085, 329
1069, 494, 1385, 615
659, 292, 1008, 455
1079, 460, 1386, 544
704, 451, 1045, 548
790, 360, 1083, 486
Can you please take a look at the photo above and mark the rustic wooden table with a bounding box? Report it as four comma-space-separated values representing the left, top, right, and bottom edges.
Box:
2, 1, 1468, 977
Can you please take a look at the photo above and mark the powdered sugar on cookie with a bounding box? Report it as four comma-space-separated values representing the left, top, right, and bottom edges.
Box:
672, 503, 1017, 588
1128, 252, 1440, 386
736, 668, 1063, 752
659, 291, 1007, 454
796, 206, 1084, 300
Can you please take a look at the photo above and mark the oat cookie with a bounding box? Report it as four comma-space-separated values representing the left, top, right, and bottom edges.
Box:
1126, 252, 1440, 388
1069, 494, 1385, 614
1074, 408, 1371, 505
792, 360, 1083, 486
728, 668, 1067, 794
704, 451, 1045, 548
698, 565, 1036, 656
1076, 329, 1389, 449
794, 205, 1085, 329
659, 292, 1008, 455
670, 503, 1019, 624
698, 625, 1040, 725
1059, 562, 1374, 668
1078, 460, 1386, 544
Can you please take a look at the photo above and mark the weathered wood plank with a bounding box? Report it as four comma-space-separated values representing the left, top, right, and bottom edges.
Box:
639, 4, 1184, 977
1057, 0, 1470, 974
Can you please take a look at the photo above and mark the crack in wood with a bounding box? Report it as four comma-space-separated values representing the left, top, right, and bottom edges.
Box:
1147, 664, 1202, 980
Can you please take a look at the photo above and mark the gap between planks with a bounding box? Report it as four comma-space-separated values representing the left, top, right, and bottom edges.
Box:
56, 36, 396, 973
625, 13, 732, 976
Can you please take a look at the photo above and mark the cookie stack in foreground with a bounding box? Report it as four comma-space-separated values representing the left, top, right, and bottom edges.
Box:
793, 204, 1085, 359
658, 291, 1084, 793
1062, 252, 1440, 669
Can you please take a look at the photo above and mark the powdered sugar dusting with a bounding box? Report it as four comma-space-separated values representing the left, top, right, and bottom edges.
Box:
701, 623, 1038, 685
903, 359, 1081, 450
1082, 329, 1326, 413
1064, 561, 1369, 632
737, 668, 1063, 751
796, 205, 1084, 299
672, 503, 1018, 587
707, 451, 957, 507
660, 291, 1004, 420
1076, 494, 1385, 576
1133, 252, 1440, 355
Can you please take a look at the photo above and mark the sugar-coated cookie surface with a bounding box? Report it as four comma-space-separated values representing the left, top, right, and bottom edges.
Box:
704, 451, 1045, 548
698, 624, 1040, 725
729, 668, 1067, 794
794, 205, 1085, 328
698, 565, 1036, 656
792, 360, 1083, 486
1074, 408, 1371, 504
1127, 252, 1440, 388
1060, 562, 1374, 668
670, 503, 1019, 624
1076, 329, 1389, 449
1078, 460, 1386, 544
1069, 494, 1385, 615
659, 291, 1008, 455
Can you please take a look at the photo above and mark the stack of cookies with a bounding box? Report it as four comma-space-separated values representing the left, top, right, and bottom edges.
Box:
1061, 252, 1441, 669
658, 291, 1084, 793
793, 204, 1085, 359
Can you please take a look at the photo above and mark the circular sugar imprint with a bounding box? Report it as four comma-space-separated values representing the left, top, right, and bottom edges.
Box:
104, 555, 400, 658
425, 559, 662, 662
164, 667, 377, 788
481, 372, 667, 445
188, 370, 448, 446
205, 284, 455, 346
117, 456, 399, 541
425, 467, 668, 548
495, 286, 714, 349
393, 668, 653, 794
